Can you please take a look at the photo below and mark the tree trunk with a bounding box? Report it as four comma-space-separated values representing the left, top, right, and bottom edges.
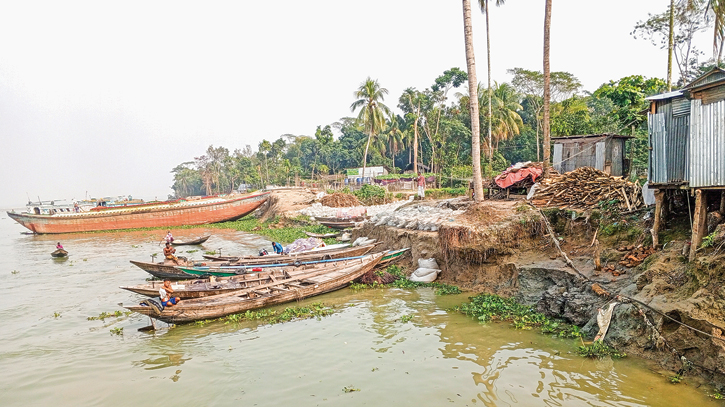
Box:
462, 0, 484, 202
542, 0, 552, 174
362, 131, 372, 184
413, 102, 420, 174
485, 0, 494, 163
667, 0, 674, 91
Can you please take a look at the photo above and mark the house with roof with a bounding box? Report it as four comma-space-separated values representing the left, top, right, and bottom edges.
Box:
646, 67, 725, 259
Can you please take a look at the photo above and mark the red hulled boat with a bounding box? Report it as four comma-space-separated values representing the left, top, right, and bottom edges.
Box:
7, 192, 270, 234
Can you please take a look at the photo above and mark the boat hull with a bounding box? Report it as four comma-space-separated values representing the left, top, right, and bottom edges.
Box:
6, 193, 269, 234
125, 253, 383, 323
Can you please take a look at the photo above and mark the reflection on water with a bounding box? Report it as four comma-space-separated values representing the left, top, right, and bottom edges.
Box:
0, 217, 715, 407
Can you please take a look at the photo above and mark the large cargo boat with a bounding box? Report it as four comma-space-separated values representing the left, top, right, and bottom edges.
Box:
7, 192, 270, 234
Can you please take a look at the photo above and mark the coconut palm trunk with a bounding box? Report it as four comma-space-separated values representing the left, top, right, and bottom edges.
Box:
485, 0, 494, 162
542, 0, 552, 173
462, 0, 484, 202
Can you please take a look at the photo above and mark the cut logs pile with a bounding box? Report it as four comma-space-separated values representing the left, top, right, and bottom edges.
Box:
320, 193, 361, 208
617, 245, 656, 268
531, 167, 643, 211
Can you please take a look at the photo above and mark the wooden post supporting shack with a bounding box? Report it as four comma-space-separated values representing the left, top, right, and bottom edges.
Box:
690, 189, 708, 261
652, 190, 664, 248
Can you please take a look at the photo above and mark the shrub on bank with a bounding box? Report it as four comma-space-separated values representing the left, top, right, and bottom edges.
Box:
424, 187, 468, 200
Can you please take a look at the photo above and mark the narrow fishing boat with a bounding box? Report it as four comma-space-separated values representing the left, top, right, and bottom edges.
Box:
131, 244, 378, 280
304, 231, 340, 238
317, 220, 356, 230
124, 252, 384, 323
7, 192, 269, 234
201, 243, 353, 261
170, 235, 211, 246
51, 249, 68, 258
378, 248, 410, 266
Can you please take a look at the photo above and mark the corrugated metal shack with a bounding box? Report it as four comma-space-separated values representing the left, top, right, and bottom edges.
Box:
552, 134, 631, 176
646, 67, 725, 260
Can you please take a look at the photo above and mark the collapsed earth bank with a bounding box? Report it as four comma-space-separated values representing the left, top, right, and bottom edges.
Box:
349, 199, 725, 389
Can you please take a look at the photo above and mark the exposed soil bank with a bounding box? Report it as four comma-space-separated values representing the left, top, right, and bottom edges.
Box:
352, 199, 725, 389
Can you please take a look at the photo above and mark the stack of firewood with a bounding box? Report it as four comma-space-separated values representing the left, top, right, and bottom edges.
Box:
530, 167, 643, 211
617, 245, 656, 268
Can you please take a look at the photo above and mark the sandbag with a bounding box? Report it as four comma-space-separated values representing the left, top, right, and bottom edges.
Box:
409, 267, 440, 283
417, 258, 439, 269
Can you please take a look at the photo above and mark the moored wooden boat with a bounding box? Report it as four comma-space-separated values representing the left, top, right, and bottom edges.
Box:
305, 231, 340, 238
202, 243, 352, 261
318, 220, 356, 230
170, 235, 211, 246
124, 252, 385, 323
6, 192, 269, 234
130, 244, 378, 280
51, 249, 68, 258
314, 216, 368, 223
378, 248, 410, 266
121, 268, 313, 299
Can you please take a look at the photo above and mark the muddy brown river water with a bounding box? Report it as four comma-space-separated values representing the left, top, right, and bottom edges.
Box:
0, 213, 718, 406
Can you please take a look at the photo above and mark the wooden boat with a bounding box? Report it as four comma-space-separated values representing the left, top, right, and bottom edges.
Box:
177, 251, 377, 278
130, 244, 377, 280
305, 231, 340, 238
378, 248, 410, 266
318, 220, 356, 230
6, 192, 269, 234
51, 249, 68, 258
122, 269, 306, 299
170, 235, 210, 246
314, 216, 368, 223
202, 243, 352, 261
125, 252, 384, 323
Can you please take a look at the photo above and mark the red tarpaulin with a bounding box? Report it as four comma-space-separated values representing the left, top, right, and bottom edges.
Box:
494, 167, 542, 189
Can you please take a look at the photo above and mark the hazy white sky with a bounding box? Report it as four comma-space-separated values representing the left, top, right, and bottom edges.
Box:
0, 0, 711, 206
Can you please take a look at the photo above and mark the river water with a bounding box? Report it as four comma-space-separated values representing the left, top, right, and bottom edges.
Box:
0, 212, 717, 406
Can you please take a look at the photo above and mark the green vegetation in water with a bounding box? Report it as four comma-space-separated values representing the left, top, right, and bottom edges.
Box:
131, 245, 139, 248
11, 270, 19, 275
400, 314, 413, 323
669, 374, 683, 384
577, 341, 626, 359
109, 327, 123, 336
710, 392, 725, 400
342, 386, 360, 393
87, 310, 131, 321
185, 249, 198, 253
193, 303, 338, 327
204, 250, 218, 255
210, 215, 338, 245
455, 294, 583, 339
83, 258, 87, 261
349, 265, 462, 296
53, 312, 61, 318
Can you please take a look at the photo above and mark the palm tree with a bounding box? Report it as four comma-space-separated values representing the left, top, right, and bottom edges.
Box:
384, 115, 405, 172
478, 0, 507, 161
481, 82, 523, 149
543, 0, 552, 173
706, 0, 725, 62
462, 0, 484, 202
350, 77, 391, 181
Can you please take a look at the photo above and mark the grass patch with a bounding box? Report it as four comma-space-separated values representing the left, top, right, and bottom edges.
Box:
577, 341, 626, 359
350, 265, 462, 295
210, 215, 338, 244
193, 302, 338, 327
454, 294, 582, 338
425, 187, 467, 199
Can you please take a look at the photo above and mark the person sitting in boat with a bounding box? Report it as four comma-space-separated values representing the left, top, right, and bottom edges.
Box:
163, 242, 179, 264
159, 280, 180, 307
56, 242, 63, 250
164, 231, 174, 244
272, 241, 283, 255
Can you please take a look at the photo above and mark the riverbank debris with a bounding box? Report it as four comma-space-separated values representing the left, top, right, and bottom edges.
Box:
530, 166, 643, 211
617, 245, 655, 268
320, 193, 360, 207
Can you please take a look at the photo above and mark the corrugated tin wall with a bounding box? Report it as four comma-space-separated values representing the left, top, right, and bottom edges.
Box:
648, 100, 690, 184
690, 98, 725, 187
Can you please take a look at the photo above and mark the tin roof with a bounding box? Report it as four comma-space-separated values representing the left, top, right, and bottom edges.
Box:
552, 133, 633, 141
683, 67, 725, 90
646, 90, 684, 101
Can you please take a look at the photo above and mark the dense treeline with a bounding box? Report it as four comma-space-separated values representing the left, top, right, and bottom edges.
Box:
170, 0, 725, 199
